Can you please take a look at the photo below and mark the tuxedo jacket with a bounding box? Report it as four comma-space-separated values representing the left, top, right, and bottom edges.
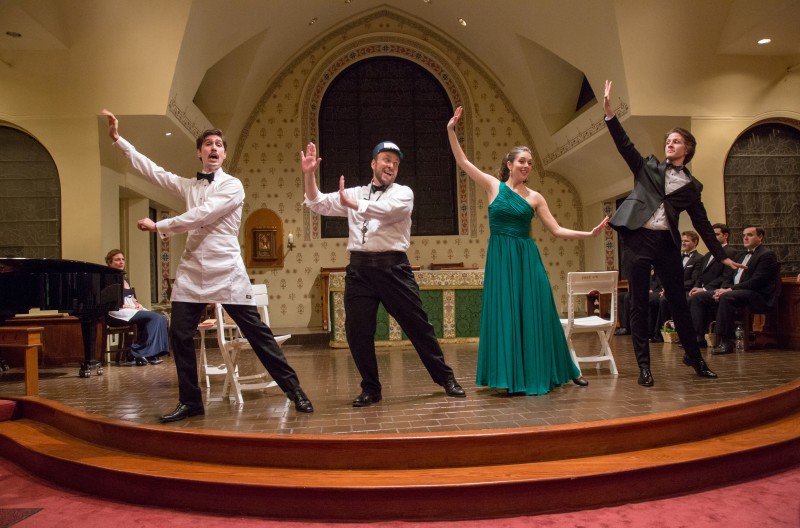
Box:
606, 116, 727, 263
682, 250, 704, 291
721, 245, 780, 307
694, 245, 738, 290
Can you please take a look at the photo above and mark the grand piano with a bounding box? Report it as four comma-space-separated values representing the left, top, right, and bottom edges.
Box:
0, 258, 123, 377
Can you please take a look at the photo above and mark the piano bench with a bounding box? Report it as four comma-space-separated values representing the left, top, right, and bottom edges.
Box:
0, 327, 44, 396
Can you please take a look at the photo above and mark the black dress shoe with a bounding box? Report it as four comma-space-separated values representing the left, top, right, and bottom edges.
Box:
352, 391, 382, 407
443, 376, 466, 397
286, 387, 314, 413
145, 356, 163, 365
613, 327, 630, 336
572, 376, 589, 386
712, 340, 735, 355
638, 368, 654, 387
160, 402, 204, 423
134, 357, 148, 366
682, 355, 718, 378
650, 335, 664, 343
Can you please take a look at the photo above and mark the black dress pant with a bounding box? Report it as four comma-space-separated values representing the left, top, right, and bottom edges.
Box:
344, 251, 454, 395
622, 229, 704, 369
689, 289, 770, 341
170, 301, 301, 407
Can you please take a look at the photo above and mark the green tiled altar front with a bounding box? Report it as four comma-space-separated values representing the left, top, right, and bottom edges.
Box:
327, 270, 484, 348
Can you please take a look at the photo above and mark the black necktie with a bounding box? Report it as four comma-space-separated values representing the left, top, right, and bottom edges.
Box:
196, 172, 214, 183
371, 183, 387, 192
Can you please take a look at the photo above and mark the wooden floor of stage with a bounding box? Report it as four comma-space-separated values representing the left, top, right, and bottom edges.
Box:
1, 333, 799, 434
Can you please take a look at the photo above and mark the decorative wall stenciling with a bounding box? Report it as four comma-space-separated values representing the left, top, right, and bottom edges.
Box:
226, 10, 591, 328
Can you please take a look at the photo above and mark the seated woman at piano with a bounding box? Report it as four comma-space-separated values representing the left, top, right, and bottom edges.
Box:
105, 249, 169, 366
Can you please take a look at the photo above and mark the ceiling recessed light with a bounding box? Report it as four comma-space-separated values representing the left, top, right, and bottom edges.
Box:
757, 38, 771, 45
458, 18, 467, 27
164, 132, 172, 137
309, 17, 317, 26
5, 31, 22, 38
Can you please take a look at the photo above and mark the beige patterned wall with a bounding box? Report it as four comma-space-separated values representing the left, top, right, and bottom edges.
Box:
228, 10, 587, 329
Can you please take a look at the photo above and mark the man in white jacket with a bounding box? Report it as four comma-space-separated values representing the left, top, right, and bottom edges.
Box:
103, 110, 313, 422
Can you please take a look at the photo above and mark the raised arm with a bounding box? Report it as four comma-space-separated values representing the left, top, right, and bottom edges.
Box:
300, 142, 322, 201
532, 192, 609, 239
447, 106, 500, 199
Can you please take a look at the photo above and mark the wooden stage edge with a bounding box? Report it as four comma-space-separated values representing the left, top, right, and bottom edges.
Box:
0, 382, 799, 522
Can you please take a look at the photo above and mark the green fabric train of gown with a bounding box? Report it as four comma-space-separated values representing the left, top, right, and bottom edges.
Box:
476, 182, 581, 395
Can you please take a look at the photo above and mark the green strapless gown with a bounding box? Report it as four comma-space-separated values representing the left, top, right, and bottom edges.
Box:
476, 182, 581, 395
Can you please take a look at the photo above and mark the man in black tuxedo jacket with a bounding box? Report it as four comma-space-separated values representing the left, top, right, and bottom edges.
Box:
689, 226, 779, 355
602, 80, 740, 387
652, 230, 704, 341
686, 223, 739, 347
690, 223, 739, 296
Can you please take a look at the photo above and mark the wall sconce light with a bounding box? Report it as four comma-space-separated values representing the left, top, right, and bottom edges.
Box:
287, 233, 295, 252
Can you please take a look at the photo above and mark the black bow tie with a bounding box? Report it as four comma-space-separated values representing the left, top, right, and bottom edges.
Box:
746, 250, 754, 254
371, 183, 387, 192
196, 172, 214, 183
667, 163, 685, 172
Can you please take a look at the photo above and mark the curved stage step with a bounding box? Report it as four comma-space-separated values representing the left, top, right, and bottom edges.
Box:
1, 380, 799, 521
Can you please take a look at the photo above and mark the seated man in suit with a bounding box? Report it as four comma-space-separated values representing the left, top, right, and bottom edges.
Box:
615, 267, 661, 339
651, 230, 704, 342
685, 223, 739, 348
688, 225, 779, 355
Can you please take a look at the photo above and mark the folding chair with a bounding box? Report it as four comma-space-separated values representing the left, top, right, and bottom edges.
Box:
214, 284, 291, 404
560, 271, 619, 375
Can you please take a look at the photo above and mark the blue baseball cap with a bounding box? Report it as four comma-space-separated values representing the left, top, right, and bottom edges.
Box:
372, 141, 403, 160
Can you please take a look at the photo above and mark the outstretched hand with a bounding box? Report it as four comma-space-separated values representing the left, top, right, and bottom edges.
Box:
447, 106, 463, 130
722, 257, 746, 271
338, 175, 358, 210
300, 142, 321, 174
590, 216, 611, 236
101, 109, 119, 141
603, 80, 614, 119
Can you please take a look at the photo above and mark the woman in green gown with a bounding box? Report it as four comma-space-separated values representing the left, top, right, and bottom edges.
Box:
447, 107, 609, 395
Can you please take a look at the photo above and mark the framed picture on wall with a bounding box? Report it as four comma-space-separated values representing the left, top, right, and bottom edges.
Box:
252, 227, 277, 260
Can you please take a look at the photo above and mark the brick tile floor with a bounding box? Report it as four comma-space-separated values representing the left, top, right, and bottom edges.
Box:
1, 335, 798, 435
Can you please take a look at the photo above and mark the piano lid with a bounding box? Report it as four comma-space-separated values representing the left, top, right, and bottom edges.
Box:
0, 258, 121, 275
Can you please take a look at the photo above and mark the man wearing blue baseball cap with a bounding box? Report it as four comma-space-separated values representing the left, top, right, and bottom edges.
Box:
301, 140, 466, 407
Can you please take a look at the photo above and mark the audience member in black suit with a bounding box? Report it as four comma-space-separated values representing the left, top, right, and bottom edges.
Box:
615, 268, 661, 339
688, 225, 779, 354
684, 223, 739, 348
651, 230, 704, 342
602, 80, 741, 387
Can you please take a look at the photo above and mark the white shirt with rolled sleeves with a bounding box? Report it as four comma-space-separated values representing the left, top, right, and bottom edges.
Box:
114, 137, 254, 305
303, 183, 413, 253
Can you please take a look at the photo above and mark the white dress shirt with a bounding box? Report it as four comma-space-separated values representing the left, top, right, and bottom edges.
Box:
643, 166, 692, 230
114, 137, 254, 305
304, 183, 414, 253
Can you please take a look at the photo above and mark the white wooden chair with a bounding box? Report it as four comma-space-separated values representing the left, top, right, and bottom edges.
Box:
559, 271, 619, 375
198, 309, 237, 388
214, 283, 291, 404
